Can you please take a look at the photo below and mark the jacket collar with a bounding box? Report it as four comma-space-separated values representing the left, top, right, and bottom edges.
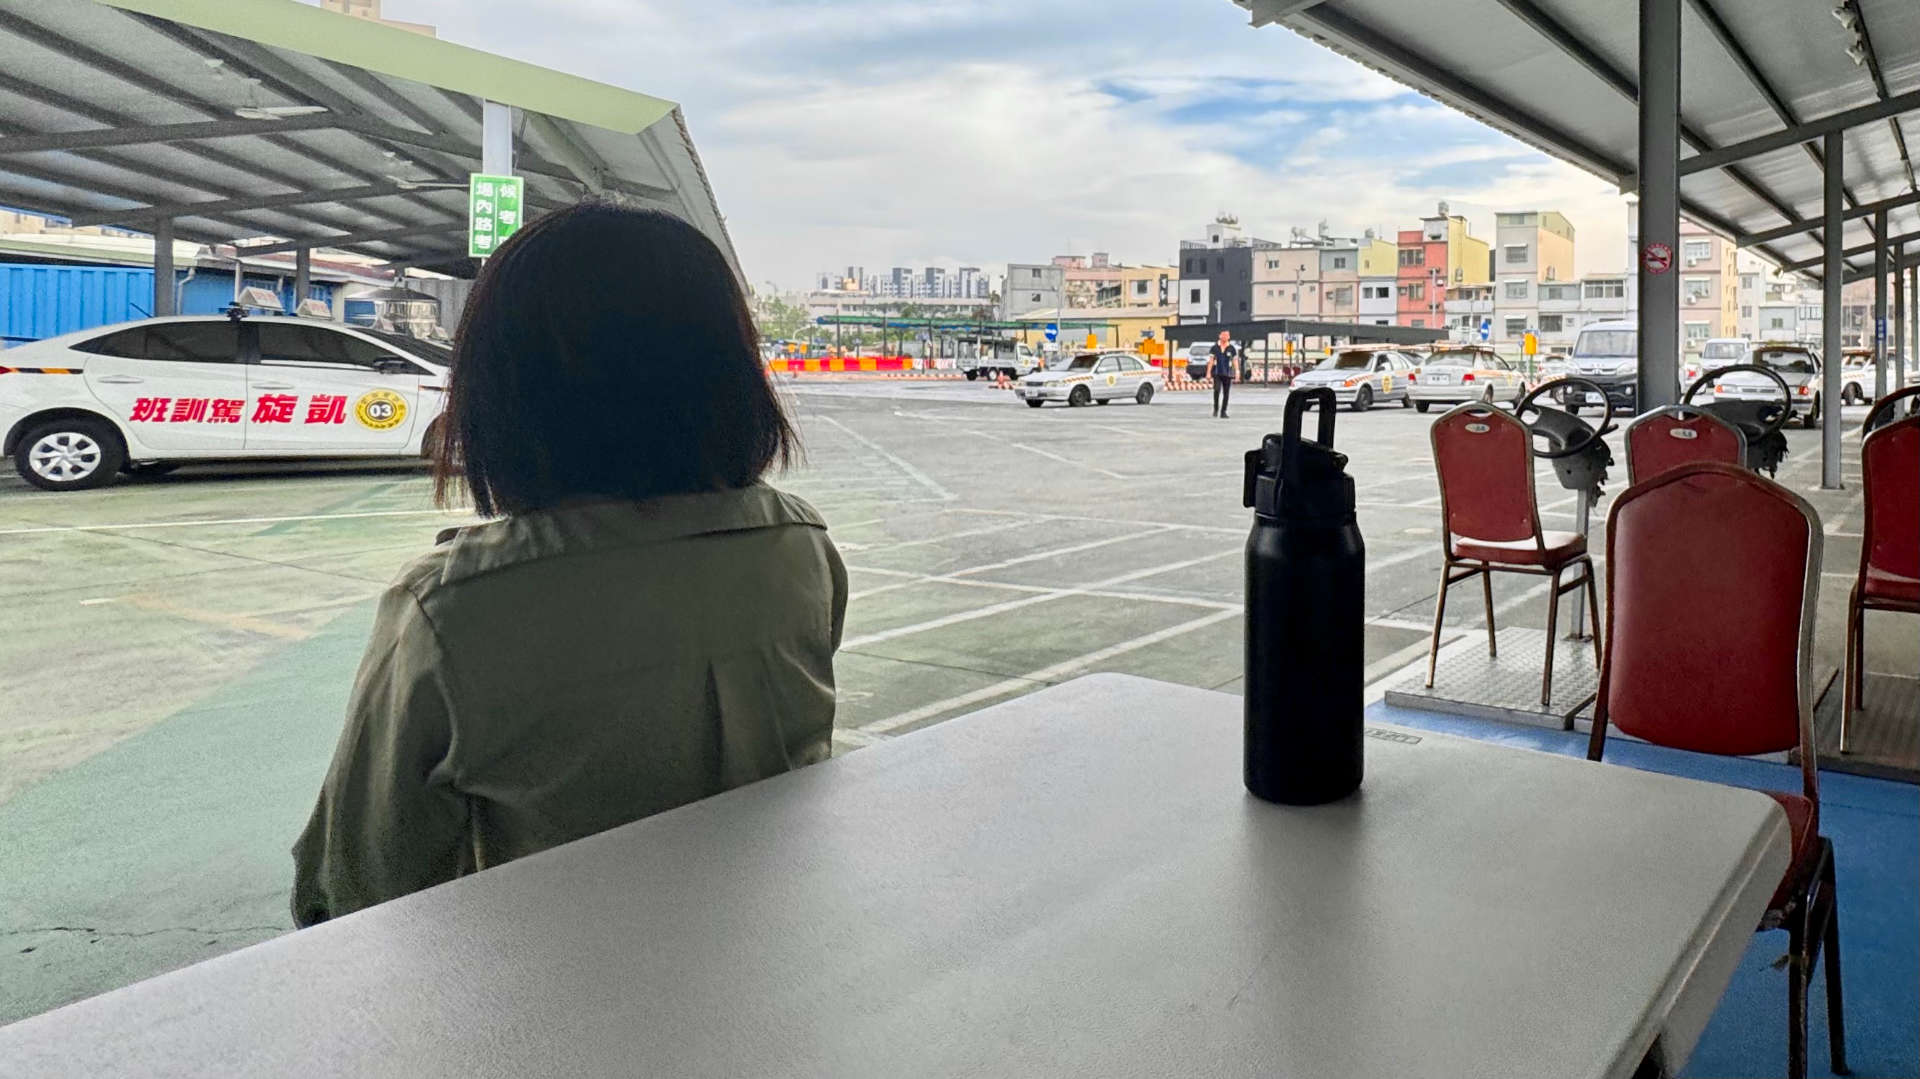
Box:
433, 483, 825, 586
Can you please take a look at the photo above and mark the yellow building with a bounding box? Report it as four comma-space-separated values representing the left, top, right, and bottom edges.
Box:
1533, 211, 1576, 285
318, 0, 437, 35
1356, 235, 1398, 277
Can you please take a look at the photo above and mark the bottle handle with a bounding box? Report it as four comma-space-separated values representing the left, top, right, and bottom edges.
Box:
1282, 387, 1337, 478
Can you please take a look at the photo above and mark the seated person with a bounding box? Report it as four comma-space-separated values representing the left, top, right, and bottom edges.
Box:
291, 204, 845, 927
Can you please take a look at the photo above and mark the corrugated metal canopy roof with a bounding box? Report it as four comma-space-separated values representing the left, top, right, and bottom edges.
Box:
0, 0, 739, 279
1234, 0, 1920, 281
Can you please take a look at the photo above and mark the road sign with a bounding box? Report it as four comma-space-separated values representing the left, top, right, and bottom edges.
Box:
468, 173, 524, 258
1478, 319, 1491, 342
1523, 331, 1538, 356
1876, 316, 1887, 344
1642, 241, 1673, 275
1044, 323, 1058, 342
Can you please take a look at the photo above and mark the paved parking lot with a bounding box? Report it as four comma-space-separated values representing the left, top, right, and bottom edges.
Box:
0, 376, 1905, 1021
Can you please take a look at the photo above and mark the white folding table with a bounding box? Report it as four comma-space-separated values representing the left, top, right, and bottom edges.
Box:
0, 673, 1789, 1078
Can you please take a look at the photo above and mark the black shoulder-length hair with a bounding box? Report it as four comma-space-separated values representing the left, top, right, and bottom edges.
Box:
433, 202, 797, 516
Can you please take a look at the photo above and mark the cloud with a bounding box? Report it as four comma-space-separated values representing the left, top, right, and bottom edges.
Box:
383, 0, 1630, 287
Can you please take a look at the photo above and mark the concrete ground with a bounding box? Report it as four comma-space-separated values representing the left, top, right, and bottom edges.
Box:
0, 377, 1910, 1023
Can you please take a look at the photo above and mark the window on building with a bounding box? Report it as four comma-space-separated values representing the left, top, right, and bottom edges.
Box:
1740, 274, 1757, 290
1505, 317, 1528, 337
1497, 213, 1530, 226
1399, 248, 1424, 267
1266, 259, 1280, 270
1540, 284, 1574, 301
1769, 314, 1787, 330
1406, 282, 1424, 301
1684, 321, 1710, 344
1411, 319, 1424, 328
1504, 244, 1528, 264
1188, 288, 1200, 303
1030, 268, 1042, 279
1504, 280, 1528, 301
1132, 280, 1149, 296
1682, 276, 1712, 304
1538, 314, 1563, 333
1030, 293, 1041, 303
1683, 240, 1712, 263
1239, 300, 1248, 312
1584, 280, 1625, 299
1740, 305, 1752, 317
1329, 286, 1353, 305
1332, 255, 1348, 269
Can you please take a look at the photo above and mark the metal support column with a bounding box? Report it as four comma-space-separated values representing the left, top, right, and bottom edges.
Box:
151, 218, 175, 317
293, 247, 311, 312
1907, 265, 1916, 391
1874, 209, 1889, 402
482, 100, 514, 177
1637, 0, 1681, 411
1897, 251, 1907, 398
1821, 130, 1844, 490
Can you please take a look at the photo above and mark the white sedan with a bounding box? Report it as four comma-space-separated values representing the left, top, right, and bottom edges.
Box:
1, 314, 450, 490
1017, 351, 1162, 407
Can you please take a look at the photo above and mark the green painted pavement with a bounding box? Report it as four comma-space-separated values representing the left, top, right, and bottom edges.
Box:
0, 599, 377, 1023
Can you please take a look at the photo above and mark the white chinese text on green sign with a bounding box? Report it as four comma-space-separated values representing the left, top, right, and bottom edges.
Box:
468, 173, 525, 258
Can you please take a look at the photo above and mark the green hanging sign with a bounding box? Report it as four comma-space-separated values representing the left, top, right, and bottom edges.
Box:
468, 173, 524, 259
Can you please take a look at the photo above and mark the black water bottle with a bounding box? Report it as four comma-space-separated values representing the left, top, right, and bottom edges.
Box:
1242, 388, 1365, 805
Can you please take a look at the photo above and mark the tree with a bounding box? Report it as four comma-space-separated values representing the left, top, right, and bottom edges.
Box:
751, 284, 812, 343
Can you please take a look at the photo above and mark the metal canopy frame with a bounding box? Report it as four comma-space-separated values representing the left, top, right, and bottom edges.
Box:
1235, 0, 1920, 485
0, 0, 738, 283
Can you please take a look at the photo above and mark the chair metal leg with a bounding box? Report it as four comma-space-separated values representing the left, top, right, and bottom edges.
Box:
1581, 559, 1602, 668
1541, 567, 1563, 707
1842, 593, 1862, 754
1822, 848, 1850, 1075
1788, 911, 1809, 1079
1425, 560, 1453, 689
1480, 569, 1497, 657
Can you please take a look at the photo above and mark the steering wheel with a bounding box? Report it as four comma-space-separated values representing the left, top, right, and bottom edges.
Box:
1514, 377, 1616, 459
1862, 384, 1920, 436
1682, 363, 1792, 442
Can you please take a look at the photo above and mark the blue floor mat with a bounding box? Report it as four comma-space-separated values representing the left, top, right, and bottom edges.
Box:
1369, 701, 1920, 1079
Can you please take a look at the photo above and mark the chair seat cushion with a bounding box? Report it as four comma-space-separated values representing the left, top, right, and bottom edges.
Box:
1762, 790, 1819, 915
1861, 565, 1920, 608
1451, 530, 1586, 567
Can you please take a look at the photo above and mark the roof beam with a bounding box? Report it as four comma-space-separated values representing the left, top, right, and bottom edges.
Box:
0, 114, 343, 156
1488, 0, 1811, 234
1686, 0, 1867, 227
524, 113, 611, 193
339, 116, 674, 200
65, 182, 425, 228
1739, 190, 1920, 247
1244, 0, 1328, 28
1285, 6, 1803, 272
1679, 88, 1920, 176
237, 222, 460, 257
1780, 229, 1920, 274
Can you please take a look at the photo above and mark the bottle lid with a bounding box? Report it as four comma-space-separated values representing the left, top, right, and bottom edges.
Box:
1242, 388, 1354, 524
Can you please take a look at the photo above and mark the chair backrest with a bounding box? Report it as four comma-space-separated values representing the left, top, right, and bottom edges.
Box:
1624, 405, 1748, 484
1430, 404, 1539, 546
1595, 463, 1821, 768
1861, 416, 1920, 585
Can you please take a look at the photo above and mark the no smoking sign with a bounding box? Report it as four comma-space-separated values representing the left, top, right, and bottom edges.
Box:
1642, 241, 1673, 275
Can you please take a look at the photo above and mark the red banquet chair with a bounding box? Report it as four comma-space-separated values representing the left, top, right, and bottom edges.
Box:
1426, 403, 1600, 707
1585, 462, 1845, 1079
1843, 411, 1920, 751
1623, 404, 1747, 484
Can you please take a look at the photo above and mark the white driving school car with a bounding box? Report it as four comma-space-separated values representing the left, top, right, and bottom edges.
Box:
1017, 350, 1162, 407
1, 314, 451, 491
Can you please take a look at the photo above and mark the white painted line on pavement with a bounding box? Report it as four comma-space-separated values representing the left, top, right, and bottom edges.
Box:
858, 609, 1240, 734
815, 414, 955, 501
0, 508, 475, 536
836, 518, 1031, 554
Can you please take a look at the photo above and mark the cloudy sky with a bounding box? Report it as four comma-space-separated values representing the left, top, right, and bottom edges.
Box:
381, 0, 1632, 290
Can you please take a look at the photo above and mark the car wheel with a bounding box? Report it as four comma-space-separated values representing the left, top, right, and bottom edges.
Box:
15, 417, 124, 491
1025, 400, 1044, 409
1095, 397, 1110, 406
1842, 385, 1861, 405
1415, 401, 1431, 413
1802, 394, 1820, 428
1135, 383, 1154, 405
964, 370, 979, 382
1068, 386, 1091, 407
1400, 393, 1412, 409
1351, 385, 1373, 412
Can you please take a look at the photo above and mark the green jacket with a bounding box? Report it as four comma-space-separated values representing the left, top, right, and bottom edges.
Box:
291, 484, 845, 927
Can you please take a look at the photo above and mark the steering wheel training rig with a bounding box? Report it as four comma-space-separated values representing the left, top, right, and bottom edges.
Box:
1681, 363, 1793, 475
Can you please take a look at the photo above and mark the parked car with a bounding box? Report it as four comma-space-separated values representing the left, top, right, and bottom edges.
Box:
1838, 349, 1914, 404
2, 313, 449, 491
1683, 337, 1750, 388
1289, 346, 1417, 411
1564, 319, 1638, 413
1714, 343, 1823, 428
962, 341, 1044, 381
1017, 351, 1162, 408
1406, 346, 1526, 411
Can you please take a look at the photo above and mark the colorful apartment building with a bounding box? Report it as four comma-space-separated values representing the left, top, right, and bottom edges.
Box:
1397, 206, 1488, 329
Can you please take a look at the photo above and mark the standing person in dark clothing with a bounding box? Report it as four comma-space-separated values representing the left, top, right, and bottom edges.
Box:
1210, 331, 1238, 419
